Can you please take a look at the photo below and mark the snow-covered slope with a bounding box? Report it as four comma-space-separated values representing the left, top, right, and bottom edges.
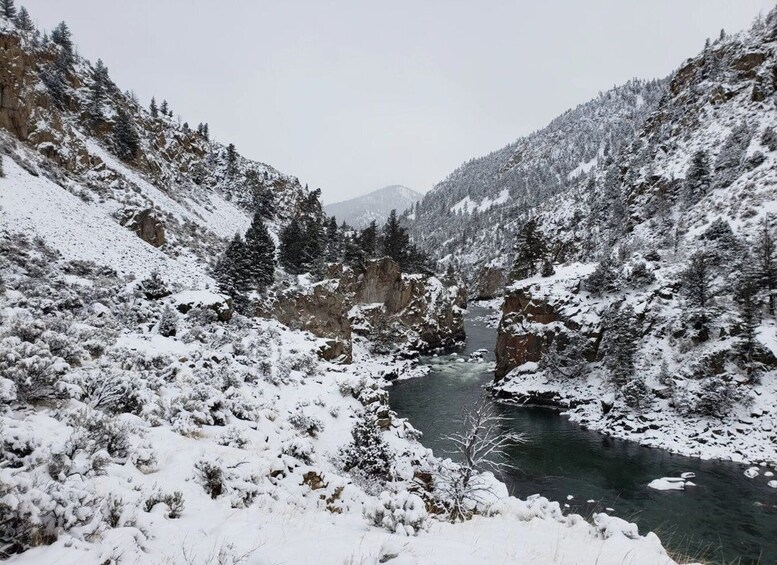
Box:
406, 79, 667, 275
325, 184, 422, 228
491, 12, 777, 466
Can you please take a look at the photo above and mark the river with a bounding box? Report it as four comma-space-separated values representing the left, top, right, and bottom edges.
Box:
388, 305, 777, 564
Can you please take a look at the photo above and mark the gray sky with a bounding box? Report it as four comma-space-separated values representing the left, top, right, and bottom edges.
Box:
23, 0, 774, 204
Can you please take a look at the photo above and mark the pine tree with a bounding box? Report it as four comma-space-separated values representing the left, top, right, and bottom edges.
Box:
15, 6, 33, 31
684, 150, 711, 204
149, 97, 158, 118
226, 143, 237, 174
602, 303, 640, 387
89, 59, 109, 120
254, 186, 275, 218
325, 216, 341, 262
279, 218, 307, 275
680, 251, 714, 341
359, 221, 378, 258
242, 211, 276, 290
380, 209, 410, 266
1, 0, 16, 19
586, 251, 619, 296
160, 99, 169, 116
113, 109, 140, 161
214, 233, 248, 296
50, 21, 74, 63
0, 154, 4, 177
756, 215, 776, 315
736, 262, 761, 378
510, 218, 545, 280
202, 123, 209, 140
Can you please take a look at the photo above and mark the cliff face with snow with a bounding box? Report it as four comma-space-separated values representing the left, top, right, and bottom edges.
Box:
489, 14, 777, 465
405, 79, 667, 276
324, 184, 422, 228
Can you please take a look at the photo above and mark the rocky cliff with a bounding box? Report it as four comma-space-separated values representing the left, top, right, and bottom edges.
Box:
263, 257, 466, 363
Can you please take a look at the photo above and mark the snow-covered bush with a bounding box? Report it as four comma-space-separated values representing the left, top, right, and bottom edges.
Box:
76, 368, 147, 415
138, 270, 170, 300
217, 425, 249, 449
364, 490, 429, 536
144, 491, 185, 518
156, 305, 178, 337
0, 424, 40, 469
621, 376, 650, 409
194, 458, 225, 499
0, 468, 56, 556
694, 375, 739, 417
281, 436, 314, 464
0, 336, 68, 404
339, 414, 394, 481
289, 408, 324, 437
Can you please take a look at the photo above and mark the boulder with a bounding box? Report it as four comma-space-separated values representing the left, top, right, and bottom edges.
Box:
473, 265, 506, 300
171, 291, 232, 322
128, 209, 166, 247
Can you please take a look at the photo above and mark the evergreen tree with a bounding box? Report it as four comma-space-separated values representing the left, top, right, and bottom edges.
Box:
214, 233, 248, 296
684, 150, 711, 204
149, 97, 158, 118
279, 218, 307, 275
113, 109, 140, 161
325, 216, 341, 262
736, 262, 761, 378
202, 123, 209, 140
586, 251, 619, 296
50, 21, 74, 63
1, 0, 16, 19
89, 59, 109, 120
226, 143, 237, 174
242, 211, 276, 290
680, 251, 715, 341
160, 99, 169, 116
15, 6, 33, 31
254, 186, 275, 218
510, 218, 545, 280
359, 221, 378, 258
380, 209, 410, 266
756, 215, 776, 315
602, 303, 640, 387
0, 154, 4, 177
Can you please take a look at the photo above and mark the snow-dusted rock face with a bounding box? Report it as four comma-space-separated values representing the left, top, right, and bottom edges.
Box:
473, 264, 506, 300
262, 258, 466, 363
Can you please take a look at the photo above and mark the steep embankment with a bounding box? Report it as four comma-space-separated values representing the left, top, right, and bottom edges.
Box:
492, 14, 777, 466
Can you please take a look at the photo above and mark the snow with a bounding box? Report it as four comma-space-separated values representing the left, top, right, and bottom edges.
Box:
0, 159, 209, 287
648, 477, 694, 491
449, 189, 510, 215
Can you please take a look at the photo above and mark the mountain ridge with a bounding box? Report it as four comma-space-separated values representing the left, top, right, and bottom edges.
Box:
324, 184, 422, 228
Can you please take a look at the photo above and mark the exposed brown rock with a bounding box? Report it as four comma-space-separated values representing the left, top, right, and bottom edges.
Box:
473, 265, 506, 300
128, 209, 166, 247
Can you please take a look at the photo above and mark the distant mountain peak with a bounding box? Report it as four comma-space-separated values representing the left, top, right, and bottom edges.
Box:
324, 184, 422, 228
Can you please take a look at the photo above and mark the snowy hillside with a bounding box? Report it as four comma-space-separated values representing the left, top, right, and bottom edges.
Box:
406, 79, 667, 276
491, 12, 777, 466
325, 184, 422, 228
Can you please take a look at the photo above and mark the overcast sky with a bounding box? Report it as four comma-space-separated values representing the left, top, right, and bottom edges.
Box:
22, 1, 775, 204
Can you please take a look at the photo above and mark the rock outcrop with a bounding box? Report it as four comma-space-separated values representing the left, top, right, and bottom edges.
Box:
473, 265, 506, 300
127, 209, 166, 247
264, 258, 466, 364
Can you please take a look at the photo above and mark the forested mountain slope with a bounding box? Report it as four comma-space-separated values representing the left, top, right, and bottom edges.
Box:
406, 78, 667, 275
324, 184, 422, 228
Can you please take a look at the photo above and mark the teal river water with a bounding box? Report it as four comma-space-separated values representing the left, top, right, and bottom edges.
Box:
388, 305, 777, 564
